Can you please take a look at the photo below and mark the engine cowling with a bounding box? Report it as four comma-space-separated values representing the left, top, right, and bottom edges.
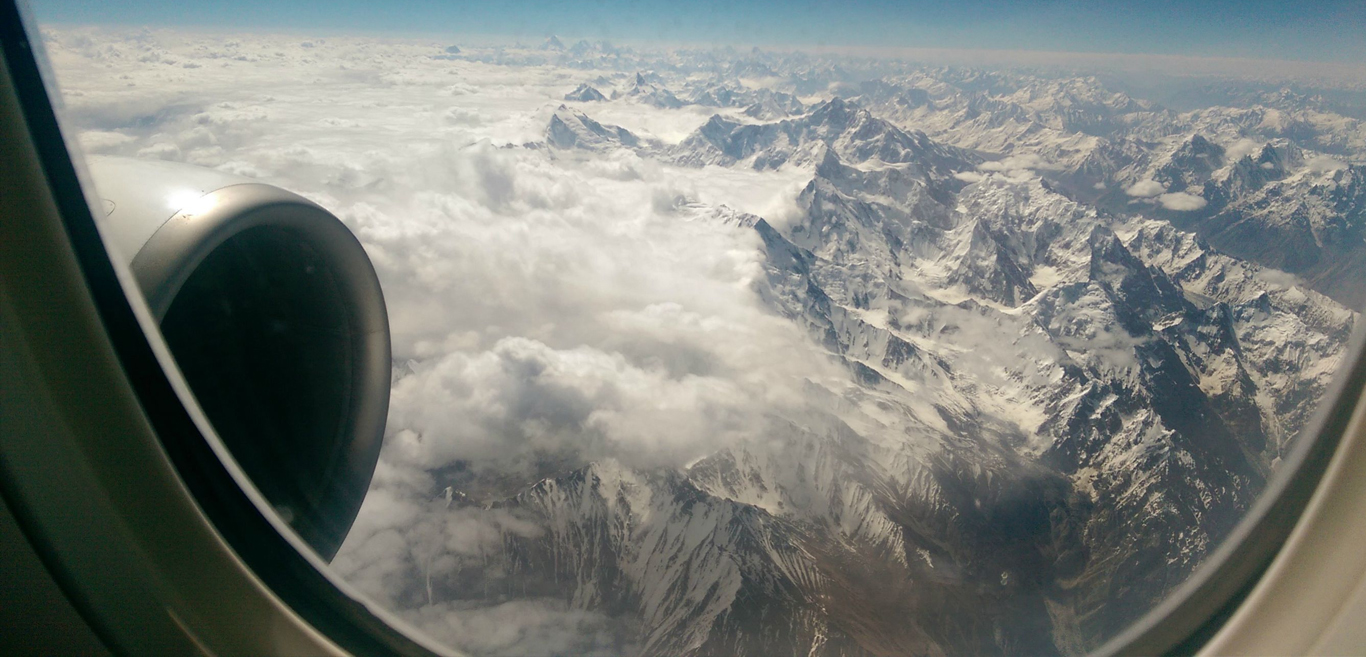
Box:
87, 155, 390, 562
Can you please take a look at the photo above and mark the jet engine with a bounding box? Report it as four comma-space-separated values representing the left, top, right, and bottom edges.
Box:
86, 156, 390, 562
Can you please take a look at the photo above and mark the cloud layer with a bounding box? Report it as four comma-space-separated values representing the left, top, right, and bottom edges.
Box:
1158, 191, 1208, 211
42, 27, 846, 655
1124, 179, 1166, 197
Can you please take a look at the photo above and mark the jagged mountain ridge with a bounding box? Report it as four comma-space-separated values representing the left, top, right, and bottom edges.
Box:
543, 105, 647, 152
392, 67, 1357, 656
670, 97, 980, 180
837, 71, 1366, 307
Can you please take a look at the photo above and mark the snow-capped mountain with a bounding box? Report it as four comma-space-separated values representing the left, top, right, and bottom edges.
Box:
671, 97, 979, 178
543, 105, 645, 152
826, 69, 1366, 311
346, 50, 1361, 656
565, 83, 608, 102
612, 72, 685, 109
686, 82, 806, 120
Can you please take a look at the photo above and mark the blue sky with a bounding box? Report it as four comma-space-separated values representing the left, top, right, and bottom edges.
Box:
28, 0, 1366, 63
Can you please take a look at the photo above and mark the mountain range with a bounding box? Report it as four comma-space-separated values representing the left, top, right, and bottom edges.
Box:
410, 55, 1360, 656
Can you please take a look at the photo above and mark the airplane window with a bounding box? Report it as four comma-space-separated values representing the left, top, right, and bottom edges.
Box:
20, 1, 1366, 655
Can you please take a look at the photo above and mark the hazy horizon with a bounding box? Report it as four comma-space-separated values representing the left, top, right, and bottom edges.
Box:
30, 0, 1366, 65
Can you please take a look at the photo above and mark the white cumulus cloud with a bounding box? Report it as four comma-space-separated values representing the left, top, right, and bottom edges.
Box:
1124, 179, 1166, 197
1305, 154, 1348, 172
1158, 191, 1208, 211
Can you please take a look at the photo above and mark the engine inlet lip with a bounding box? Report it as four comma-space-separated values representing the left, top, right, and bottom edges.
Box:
133, 182, 391, 561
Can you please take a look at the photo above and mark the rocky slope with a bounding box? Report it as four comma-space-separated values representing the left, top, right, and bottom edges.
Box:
380, 58, 1360, 656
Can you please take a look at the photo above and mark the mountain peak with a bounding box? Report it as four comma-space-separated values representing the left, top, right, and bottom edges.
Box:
545, 107, 640, 151
618, 72, 682, 108
564, 83, 607, 102
808, 96, 861, 124
1088, 226, 1189, 333
813, 144, 844, 178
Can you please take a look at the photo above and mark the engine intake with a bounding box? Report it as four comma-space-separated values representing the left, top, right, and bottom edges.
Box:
88, 156, 389, 561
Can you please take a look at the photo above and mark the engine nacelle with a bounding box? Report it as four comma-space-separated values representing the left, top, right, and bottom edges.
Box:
87, 156, 390, 562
